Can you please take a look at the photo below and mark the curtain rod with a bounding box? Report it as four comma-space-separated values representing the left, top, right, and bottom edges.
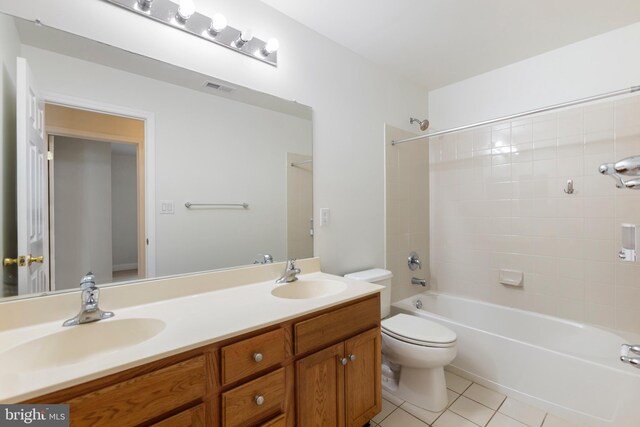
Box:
392, 86, 640, 146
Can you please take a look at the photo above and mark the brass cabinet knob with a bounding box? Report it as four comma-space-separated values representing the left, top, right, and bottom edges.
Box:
253, 352, 263, 363
255, 395, 265, 406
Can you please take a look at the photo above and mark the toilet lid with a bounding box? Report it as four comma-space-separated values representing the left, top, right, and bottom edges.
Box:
382, 314, 456, 346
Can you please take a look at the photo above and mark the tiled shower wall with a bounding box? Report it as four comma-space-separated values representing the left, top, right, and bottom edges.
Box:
386, 125, 430, 304
429, 96, 640, 334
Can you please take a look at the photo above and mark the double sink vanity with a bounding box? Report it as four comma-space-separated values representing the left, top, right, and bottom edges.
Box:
0, 258, 383, 426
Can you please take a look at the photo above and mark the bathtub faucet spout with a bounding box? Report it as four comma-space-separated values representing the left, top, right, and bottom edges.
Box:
411, 277, 427, 287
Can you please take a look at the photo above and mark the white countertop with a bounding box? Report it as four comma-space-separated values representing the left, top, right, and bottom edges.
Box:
0, 269, 382, 403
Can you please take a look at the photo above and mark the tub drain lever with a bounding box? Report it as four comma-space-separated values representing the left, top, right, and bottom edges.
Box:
620, 344, 640, 368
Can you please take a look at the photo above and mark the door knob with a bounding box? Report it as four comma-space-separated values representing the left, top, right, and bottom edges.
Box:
27, 255, 44, 266
3, 257, 18, 267
3, 256, 26, 267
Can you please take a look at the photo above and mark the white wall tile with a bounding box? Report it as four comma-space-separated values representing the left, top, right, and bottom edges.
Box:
429, 100, 640, 334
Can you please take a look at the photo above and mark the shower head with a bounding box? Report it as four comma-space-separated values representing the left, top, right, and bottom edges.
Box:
614, 156, 640, 176
410, 117, 430, 132
599, 163, 625, 188
600, 162, 640, 189
624, 178, 640, 189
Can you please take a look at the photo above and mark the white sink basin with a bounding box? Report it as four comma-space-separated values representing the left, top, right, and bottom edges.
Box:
0, 318, 165, 371
271, 279, 347, 299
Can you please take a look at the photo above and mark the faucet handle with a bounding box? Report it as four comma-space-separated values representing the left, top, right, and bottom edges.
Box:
286, 259, 297, 269
80, 272, 96, 289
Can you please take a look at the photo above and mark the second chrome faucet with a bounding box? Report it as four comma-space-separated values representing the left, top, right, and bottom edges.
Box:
276, 259, 301, 284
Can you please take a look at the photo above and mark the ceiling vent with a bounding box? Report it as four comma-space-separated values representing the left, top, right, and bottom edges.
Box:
203, 81, 234, 93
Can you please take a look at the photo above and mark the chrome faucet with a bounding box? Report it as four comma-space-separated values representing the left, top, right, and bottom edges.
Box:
63, 272, 115, 327
276, 259, 301, 284
254, 253, 274, 264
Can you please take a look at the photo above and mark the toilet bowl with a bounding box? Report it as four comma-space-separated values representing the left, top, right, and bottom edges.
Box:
381, 313, 456, 412
344, 269, 458, 413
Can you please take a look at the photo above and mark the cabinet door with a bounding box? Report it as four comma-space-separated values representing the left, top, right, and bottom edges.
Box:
344, 328, 381, 427
296, 342, 345, 427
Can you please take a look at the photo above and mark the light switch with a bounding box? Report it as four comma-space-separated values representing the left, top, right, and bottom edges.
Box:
320, 208, 330, 227
160, 200, 174, 214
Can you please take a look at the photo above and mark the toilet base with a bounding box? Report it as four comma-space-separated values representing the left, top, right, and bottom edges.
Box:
396, 366, 448, 412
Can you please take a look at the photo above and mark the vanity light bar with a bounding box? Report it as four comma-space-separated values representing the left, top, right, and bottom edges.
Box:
102, 0, 279, 67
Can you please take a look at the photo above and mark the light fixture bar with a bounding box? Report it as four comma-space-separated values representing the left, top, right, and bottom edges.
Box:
102, 0, 278, 67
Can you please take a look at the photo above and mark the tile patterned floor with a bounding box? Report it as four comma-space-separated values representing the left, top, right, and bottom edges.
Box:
371, 370, 579, 427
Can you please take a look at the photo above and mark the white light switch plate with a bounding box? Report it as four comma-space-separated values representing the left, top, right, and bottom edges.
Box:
320, 208, 330, 227
160, 200, 174, 214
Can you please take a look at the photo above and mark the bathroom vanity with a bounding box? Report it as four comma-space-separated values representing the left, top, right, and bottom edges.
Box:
0, 259, 383, 427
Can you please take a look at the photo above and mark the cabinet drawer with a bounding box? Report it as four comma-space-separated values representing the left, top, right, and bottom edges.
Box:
151, 404, 205, 427
222, 368, 285, 426
294, 296, 379, 355
222, 328, 285, 385
259, 414, 286, 427
67, 356, 207, 427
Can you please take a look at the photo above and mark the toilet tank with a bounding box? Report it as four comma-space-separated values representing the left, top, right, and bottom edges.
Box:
344, 269, 393, 318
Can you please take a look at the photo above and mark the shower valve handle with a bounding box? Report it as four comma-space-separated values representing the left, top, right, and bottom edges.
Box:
408, 251, 422, 271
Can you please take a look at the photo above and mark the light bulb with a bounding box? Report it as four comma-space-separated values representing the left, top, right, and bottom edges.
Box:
240, 28, 253, 43
177, 0, 195, 21
209, 13, 227, 34
263, 38, 279, 54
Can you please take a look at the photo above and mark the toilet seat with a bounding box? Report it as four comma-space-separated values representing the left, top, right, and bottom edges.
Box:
382, 314, 456, 348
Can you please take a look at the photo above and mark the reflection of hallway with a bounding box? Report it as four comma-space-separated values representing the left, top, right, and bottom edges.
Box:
112, 269, 138, 282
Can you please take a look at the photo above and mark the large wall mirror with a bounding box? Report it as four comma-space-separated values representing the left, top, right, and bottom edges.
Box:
0, 12, 313, 300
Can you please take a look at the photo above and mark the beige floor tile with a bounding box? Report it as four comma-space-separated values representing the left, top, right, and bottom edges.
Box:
433, 410, 479, 427
445, 371, 473, 394
382, 388, 406, 406
463, 384, 506, 410
373, 398, 400, 424
449, 396, 495, 426
380, 408, 430, 427
401, 401, 442, 425
488, 413, 528, 427
541, 414, 579, 427
499, 398, 545, 427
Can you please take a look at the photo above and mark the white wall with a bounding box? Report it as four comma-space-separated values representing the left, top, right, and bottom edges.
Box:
429, 22, 640, 130
21, 45, 313, 276
0, 0, 429, 276
111, 147, 137, 271
427, 23, 640, 334
54, 137, 113, 288
0, 13, 19, 295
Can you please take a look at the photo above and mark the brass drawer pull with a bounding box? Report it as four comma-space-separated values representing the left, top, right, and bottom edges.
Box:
253, 352, 263, 363
255, 395, 265, 406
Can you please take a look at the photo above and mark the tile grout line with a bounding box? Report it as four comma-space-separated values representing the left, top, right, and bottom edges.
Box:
540, 412, 549, 426
376, 401, 399, 425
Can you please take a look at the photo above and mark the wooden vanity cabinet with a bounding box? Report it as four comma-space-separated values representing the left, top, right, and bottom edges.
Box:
23, 294, 381, 427
296, 328, 381, 427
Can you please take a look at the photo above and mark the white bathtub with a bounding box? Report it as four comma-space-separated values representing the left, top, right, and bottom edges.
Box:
391, 292, 640, 427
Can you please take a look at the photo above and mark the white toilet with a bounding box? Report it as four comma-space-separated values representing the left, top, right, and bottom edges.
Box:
345, 269, 457, 412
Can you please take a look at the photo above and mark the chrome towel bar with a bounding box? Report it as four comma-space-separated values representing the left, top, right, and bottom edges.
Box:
185, 202, 249, 209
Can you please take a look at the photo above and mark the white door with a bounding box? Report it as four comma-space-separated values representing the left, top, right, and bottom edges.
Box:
16, 57, 49, 294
